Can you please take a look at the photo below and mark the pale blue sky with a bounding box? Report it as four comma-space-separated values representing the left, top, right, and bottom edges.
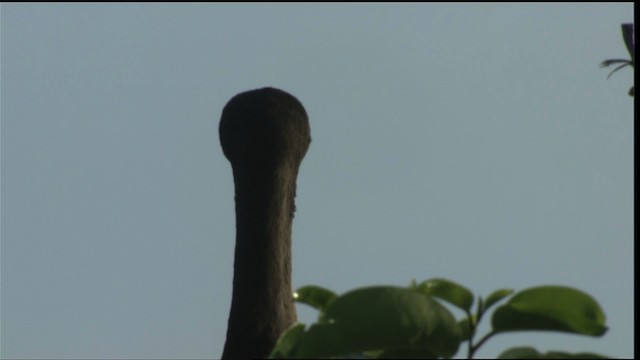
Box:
1, 3, 634, 359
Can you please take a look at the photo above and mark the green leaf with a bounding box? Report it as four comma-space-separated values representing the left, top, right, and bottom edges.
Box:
374, 347, 439, 359
492, 286, 607, 336
294, 285, 337, 312
498, 346, 542, 359
484, 288, 514, 311
457, 317, 474, 341
268, 323, 306, 359
291, 286, 461, 358
415, 278, 474, 312
543, 351, 610, 359
498, 346, 609, 359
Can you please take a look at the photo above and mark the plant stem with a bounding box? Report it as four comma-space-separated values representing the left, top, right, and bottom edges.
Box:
466, 298, 485, 359
465, 310, 474, 359
469, 331, 497, 359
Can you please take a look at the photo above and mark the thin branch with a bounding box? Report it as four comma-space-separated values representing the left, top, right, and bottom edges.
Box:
469, 331, 497, 359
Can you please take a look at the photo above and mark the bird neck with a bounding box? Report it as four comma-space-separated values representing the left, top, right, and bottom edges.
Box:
222, 163, 299, 359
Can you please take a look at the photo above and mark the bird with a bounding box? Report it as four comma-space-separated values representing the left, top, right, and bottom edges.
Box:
219, 87, 311, 359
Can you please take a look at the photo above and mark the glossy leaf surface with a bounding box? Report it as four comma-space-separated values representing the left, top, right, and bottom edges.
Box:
492, 286, 607, 336
281, 286, 461, 358
415, 278, 474, 312
294, 285, 337, 312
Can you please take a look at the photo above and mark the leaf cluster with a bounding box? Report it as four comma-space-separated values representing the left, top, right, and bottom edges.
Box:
269, 279, 609, 359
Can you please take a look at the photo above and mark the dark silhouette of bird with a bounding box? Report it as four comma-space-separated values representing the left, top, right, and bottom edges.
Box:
600, 23, 634, 96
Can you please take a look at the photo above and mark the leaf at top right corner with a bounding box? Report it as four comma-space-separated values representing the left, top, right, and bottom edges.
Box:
491, 285, 607, 337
